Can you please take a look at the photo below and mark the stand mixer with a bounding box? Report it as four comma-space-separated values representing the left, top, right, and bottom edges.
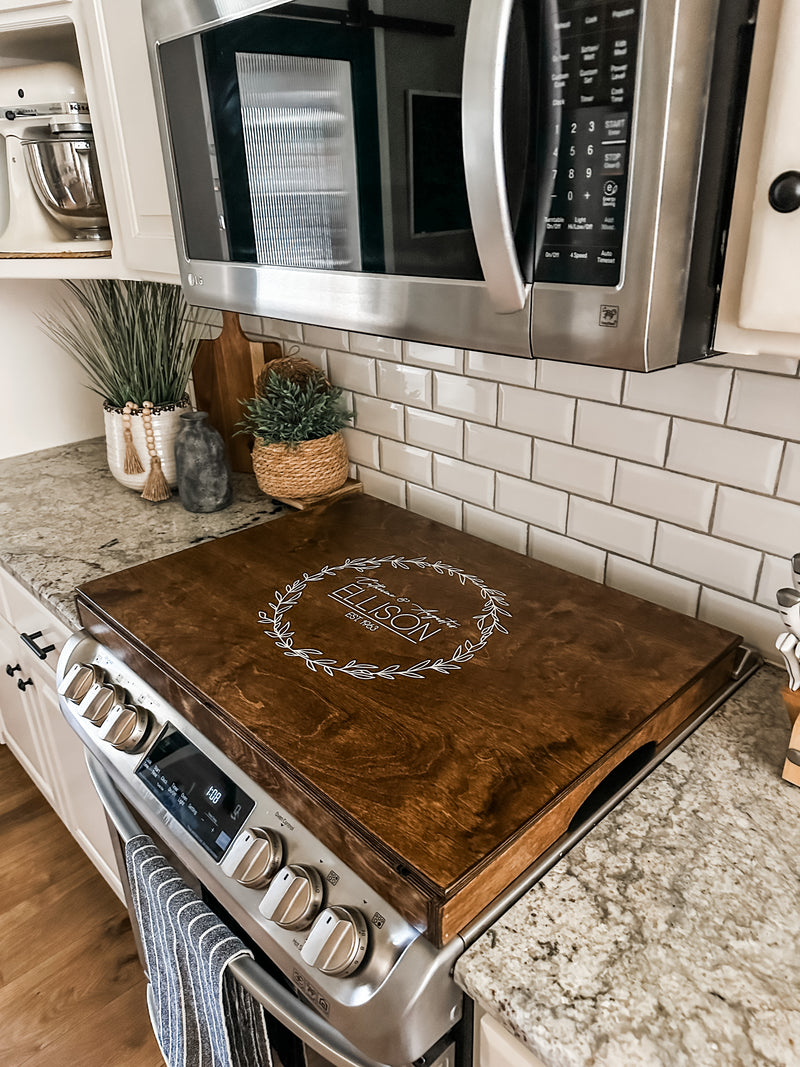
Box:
0, 61, 111, 255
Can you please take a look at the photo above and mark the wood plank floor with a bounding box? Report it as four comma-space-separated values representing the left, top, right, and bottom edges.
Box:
0, 743, 164, 1066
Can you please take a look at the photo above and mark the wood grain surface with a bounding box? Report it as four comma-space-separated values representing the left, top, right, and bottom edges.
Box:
191, 311, 281, 472
0, 746, 162, 1066
77, 494, 741, 944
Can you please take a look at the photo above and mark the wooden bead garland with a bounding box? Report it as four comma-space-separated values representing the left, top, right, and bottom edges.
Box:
140, 400, 171, 503
122, 401, 145, 476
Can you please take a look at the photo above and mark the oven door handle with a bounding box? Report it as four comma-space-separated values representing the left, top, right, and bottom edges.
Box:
86, 754, 393, 1067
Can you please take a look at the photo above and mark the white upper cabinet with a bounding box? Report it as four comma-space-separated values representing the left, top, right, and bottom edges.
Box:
78, 0, 178, 279
716, 0, 800, 356
0, 0, 178, 280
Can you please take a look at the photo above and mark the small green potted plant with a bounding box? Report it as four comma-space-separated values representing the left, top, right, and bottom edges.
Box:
42, 279, 212, 501
237, 362, 353, 499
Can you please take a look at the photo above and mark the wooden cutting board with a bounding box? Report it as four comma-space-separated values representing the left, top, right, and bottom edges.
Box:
77, 495, 742, 946
191, 311, 281, 472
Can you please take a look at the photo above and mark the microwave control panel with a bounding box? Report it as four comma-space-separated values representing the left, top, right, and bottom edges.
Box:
537, 0, 640, 287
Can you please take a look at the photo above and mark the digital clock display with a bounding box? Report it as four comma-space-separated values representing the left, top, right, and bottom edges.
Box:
136, 728, 255, 861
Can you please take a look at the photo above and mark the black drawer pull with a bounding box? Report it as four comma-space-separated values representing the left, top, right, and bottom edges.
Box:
21, 631, 56, 660
17, 677, 33, 691
5, 663, 22, 677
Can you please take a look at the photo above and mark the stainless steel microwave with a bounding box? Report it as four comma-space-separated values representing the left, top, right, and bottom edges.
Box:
141, 0, 757, 371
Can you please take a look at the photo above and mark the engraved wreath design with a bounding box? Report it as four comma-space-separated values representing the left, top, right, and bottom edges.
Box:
259, 555, 511, 681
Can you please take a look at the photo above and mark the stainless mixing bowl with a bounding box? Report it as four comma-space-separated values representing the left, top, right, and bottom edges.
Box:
22, 132, 110, 240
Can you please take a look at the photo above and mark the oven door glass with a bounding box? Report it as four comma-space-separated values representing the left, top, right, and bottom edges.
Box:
158, 0, 539, 281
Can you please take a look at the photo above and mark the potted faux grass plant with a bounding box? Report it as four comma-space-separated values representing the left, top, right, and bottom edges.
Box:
42, 280, 212, 501
237, 360, 353, 499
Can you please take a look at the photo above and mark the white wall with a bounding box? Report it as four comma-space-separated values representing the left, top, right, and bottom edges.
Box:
249, 316, 800, 664
0, 279, 104, 460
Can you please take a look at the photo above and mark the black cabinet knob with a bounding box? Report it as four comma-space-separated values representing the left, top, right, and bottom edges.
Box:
768, 170, 800, 213
17, 677, 33, 691
5, 663, 21, 677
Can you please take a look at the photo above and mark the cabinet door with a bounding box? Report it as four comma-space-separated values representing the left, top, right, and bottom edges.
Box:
0, 616, 57, 807
479, 1015, 547, 1067
36, 676, 123, 898
78, 0, 179, 278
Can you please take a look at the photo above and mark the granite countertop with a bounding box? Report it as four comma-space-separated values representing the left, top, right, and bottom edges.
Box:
3, 440, 800, 1067
455, 664, 800, 1067
0, 437, 284, 629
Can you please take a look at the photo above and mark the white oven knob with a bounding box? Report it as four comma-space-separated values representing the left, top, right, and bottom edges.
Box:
77, 683, 126, 726
221, 828, 283, 888
258, 865, 323, 929
301, 906, 368, 977
100, 702, 152, 752
58, 662, 104, 703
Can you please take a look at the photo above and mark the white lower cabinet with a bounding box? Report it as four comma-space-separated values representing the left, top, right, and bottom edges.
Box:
477, 1012, 548, 1067
0, 568, 122, 899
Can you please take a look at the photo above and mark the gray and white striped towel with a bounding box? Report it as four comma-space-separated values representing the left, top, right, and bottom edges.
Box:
125, 834, 273, 1067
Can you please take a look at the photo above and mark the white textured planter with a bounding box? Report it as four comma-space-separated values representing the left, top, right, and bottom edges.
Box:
104, 400, 192, 492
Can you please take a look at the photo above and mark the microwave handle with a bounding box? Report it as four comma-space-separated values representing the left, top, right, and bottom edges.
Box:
86, 753, 390, 1067
462, 0, 527, 314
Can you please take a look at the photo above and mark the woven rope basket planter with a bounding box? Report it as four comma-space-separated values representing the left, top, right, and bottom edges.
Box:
252, 432, 349, 498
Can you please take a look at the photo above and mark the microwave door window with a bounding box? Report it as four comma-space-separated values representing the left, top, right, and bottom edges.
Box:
236, 52, 362, 269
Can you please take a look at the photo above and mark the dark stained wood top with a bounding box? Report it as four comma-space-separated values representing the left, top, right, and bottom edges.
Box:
77, 494, 741, 942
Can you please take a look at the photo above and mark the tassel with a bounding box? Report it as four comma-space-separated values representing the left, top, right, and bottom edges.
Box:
140, 401, 172, 503
122, 402, 145, 476
142, 453, 171, 503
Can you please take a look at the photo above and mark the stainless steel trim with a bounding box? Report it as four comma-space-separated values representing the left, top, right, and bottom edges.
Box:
86, 753, 395, 1067
462, 0, 526, 313
457, 645, 763, 947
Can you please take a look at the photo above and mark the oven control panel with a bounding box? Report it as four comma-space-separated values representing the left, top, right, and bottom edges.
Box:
55, 630, 453, 1025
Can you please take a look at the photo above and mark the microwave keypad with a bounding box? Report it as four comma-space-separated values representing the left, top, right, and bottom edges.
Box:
537, 0, 641, 287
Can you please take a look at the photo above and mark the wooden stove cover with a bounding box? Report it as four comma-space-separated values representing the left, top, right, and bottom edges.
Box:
77, 495, 741, 945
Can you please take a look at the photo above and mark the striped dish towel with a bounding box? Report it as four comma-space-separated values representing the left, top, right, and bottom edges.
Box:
125, 835, 273, 1067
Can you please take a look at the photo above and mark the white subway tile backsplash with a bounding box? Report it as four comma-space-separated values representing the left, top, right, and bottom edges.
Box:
464, 504, 528, 554
498, 385, 575, 443
466, 351, 537, 387
654, 524, 761, 599
529, 528, 606, 583
357, 468, 406, 508
377, 362, 432, 408
496, 475, 567, 532
574, 400, 670, 465
777, 443, 800, 502
327, 350, 376, 395
537, 360, 623, 403
434, 373, 497, 424
245, 317, 303, 341
380, 439, 433, 486
290, 344, 328, 376
567, 498, 656, 562
465, 424, 532, 477
606, 556, 699, 616
698, 589, 781, 664
353, 395, 405, 441
713, 487, 800, 557
348, 332, 403, 360
405, 341, 464, 372
728, 370, 800, 441
341, 427, 379, 469
303, 325, 350, 350
613, 462, 715, 530
623, 363, 732, 422
433, 455, 495, 508
668, 420, 782, 493
533, 440, 615, 501
757, 553, 793, 609
405, 408, 463, 458
706, 351, 800, 376
407, 484, 463, 530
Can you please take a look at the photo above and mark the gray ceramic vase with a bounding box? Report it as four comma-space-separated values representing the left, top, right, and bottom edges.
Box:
174, 411, 233, 513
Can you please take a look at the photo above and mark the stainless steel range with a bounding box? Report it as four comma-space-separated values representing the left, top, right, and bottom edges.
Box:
56, 495, 759, 1067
